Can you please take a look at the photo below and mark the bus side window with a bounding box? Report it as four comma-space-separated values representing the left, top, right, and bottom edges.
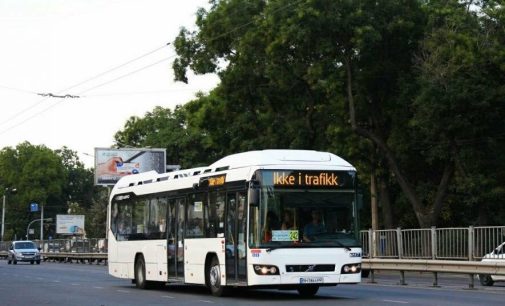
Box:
187, 194, 204, 238
208, 191, 225, 238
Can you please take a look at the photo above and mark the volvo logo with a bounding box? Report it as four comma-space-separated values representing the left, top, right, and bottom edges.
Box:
305, 265, 316, 272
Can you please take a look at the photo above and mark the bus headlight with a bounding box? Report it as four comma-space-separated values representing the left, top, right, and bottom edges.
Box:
341, 263, 361, 274
253, 265, 280, 275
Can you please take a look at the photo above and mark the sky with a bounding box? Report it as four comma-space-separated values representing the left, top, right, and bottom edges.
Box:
0, 0, 219, 168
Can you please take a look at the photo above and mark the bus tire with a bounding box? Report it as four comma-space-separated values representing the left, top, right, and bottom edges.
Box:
361, 269, 370, 278
479, 274, 494, 286
297, 285, 319, 297
207, 256, 227, 297
135, 256, 150, 289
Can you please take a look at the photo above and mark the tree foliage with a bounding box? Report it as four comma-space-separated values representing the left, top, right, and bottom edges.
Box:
167, 0, 505, 227
0, 143, 101, 240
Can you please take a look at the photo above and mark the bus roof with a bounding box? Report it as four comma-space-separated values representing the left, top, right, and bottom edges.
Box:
209, 149, 353, 169
112, 149, 354, 191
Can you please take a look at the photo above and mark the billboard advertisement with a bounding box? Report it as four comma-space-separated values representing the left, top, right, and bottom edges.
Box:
56, 214, 85, 235
94, 148, 166, 186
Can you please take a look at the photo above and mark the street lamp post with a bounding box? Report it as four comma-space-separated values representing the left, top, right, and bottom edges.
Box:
1, 187, 17, 241
26, 218, 52, 241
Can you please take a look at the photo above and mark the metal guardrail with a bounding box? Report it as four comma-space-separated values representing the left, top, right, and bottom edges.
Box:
42, 252, 107, 264
362, 258, 505, 288
363, 258, 505, 275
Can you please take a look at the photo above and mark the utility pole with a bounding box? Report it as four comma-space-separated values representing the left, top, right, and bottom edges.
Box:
40, 204, 44, 241
1, 194, 5, 241
1, 187, 16, 241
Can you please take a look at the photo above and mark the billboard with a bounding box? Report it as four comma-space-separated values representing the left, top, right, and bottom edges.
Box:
56, 214, 85, 235
94, 148, 166, 186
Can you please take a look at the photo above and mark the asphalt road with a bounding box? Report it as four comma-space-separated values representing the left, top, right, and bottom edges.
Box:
0, 261, 504, 306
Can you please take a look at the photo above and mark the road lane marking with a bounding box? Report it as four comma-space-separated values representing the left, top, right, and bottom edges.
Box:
93, 286, 104, 289
198, 300, 214, 304
71, 283, 80, 286
53, 280, 61, 283
383, 300, 409, 304
162, 295, 174, 299
36, 277, 43, 280
117, 290, 130, 293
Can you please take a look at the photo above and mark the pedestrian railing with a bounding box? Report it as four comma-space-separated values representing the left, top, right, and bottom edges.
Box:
360, 226, 505, 261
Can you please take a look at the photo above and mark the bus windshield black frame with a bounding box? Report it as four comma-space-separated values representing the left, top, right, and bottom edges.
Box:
249, 170, 360, 249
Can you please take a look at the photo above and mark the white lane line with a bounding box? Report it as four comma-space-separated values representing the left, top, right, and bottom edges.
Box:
162, 295, 174, 299
93, 286, 104, 289
117, 290, 130, 293
36, 277, 43, 280
53, 280, 61, 283
198, 300, 214, 304
383, 300, 409, 304
71, 283, 80, 286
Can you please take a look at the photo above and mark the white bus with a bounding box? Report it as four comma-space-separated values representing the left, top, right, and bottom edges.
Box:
108, 150, 362, 297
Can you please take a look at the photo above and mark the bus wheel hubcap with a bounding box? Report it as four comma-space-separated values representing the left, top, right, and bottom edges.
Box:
210, 265, 220, 286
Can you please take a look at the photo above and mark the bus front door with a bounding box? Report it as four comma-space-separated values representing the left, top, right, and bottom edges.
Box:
225, 192, 247, 285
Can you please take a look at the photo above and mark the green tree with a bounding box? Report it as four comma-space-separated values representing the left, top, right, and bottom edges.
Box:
409, 1, 505, 225
85, 189, 109, 238
56, 147, 95, 209
171, 0, 505, 228
114, 105, 211, 168
0, 142, 66, 240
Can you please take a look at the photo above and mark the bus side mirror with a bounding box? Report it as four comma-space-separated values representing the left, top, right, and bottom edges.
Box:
248, 180, 260, 207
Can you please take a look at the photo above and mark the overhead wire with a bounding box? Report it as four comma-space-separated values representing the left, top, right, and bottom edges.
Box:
0, 43, 171, 130
0, 0, 304, 135
82, 88, 205, 97
0, 84, 38, 95
0, 55, 176, 137
76, 0, 304, 96
0, 43, 171, 135
75, 56, 174, 95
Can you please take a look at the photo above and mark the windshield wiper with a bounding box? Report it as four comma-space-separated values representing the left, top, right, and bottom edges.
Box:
332, 240, 352, 251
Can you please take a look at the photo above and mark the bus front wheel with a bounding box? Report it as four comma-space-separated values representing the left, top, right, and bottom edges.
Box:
297, 285, 319, 297
207, 256, 227, 297
135, 256, 149, 289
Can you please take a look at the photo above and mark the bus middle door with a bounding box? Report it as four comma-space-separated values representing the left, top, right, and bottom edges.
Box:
225, 192, 247, 285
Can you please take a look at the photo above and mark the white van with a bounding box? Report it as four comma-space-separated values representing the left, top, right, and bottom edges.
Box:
479, 242, 505, 286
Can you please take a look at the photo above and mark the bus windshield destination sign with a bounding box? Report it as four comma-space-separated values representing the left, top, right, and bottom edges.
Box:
264, 170, 354, 189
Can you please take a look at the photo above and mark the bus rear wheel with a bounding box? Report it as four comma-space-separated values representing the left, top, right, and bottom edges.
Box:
297, 285, 319, 297
207, 256, 227, 297
479, 274, 494, 286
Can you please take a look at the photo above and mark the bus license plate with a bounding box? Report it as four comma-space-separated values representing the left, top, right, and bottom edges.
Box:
299, 277, 324, 284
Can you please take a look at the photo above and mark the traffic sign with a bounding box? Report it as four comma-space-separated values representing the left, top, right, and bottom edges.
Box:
30, 203, 39, 212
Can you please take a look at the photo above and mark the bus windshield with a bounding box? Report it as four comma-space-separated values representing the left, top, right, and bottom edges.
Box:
250, 171, 360, 249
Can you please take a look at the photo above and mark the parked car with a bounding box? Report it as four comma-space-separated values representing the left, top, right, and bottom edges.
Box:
479, 242, 505, 286
7, 240, 41, 265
